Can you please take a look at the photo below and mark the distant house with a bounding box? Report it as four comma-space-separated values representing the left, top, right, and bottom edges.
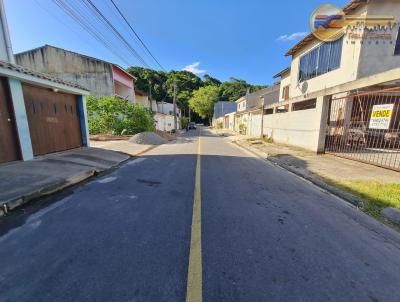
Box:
236, 85, 280, 113
134, 89, 181, 130
234, 85, 280, 134
134, 89, 155, 109
273, 67, 291, 102
213, 101, 237, 120
152, 101, 181, 131
154, 101, 181, 117
15, 45, 136, 101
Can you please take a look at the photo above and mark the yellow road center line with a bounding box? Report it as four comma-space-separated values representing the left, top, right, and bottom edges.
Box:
186, 129, 202, 302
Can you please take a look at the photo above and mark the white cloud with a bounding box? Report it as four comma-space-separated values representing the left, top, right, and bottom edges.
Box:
277, 32, 308, 42
182, 62, 206, 75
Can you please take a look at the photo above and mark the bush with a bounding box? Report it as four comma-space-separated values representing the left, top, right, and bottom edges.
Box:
263, 136, 274, 143
216, 121, 223, 129
239, 123, 246, 134
181, 117, 189, 129
86, 95, 155, 135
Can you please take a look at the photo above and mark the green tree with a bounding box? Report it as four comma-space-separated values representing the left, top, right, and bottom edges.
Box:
126, 67, 168, 102
219, 77, 251, 102
188, 86, 220, 124
177, 90, 192, 116
203, 74, 221, 86
126, 66, 268, 118
166, 70, 204, 115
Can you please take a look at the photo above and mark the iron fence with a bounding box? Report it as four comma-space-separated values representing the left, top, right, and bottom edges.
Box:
325, 88, 400, 171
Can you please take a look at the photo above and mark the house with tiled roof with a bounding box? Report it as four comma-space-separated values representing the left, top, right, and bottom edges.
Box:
15, 44, 136, 102
265, 0, 400, 171
0, 6, 90, 164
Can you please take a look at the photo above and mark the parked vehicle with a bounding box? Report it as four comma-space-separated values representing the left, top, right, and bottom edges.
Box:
347, 121, 367, 147
188, 122, 196, 130
384, 130, 400, 148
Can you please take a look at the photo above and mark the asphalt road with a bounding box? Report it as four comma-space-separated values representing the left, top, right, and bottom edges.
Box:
1, 127, 400, 302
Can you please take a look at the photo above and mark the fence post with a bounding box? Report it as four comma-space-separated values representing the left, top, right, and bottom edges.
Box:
260, 104, 264, 139
316, 95, 331, 153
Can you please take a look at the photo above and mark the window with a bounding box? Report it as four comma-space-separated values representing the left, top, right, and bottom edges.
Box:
292, 99, 317, 111
395, 27, 400, 55
282, 85, 290, 101
265, 108, 274, 115
298, 37, 343, 82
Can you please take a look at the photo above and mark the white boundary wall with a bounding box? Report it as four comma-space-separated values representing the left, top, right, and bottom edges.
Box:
262, 96, 328, 152
247, 113, 262, 137
224, 112, 235, 130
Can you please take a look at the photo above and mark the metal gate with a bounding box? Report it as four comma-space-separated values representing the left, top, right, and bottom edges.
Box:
22, 84, 82, 156
0, 77, 20, 163
325, 88, 400, 171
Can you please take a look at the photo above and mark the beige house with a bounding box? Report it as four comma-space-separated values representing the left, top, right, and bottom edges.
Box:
134, 89, 154, 109
263, 0, 400, 171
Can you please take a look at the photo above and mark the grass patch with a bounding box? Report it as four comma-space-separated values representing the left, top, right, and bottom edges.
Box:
263, 136, 274, 144
267, 152, 283, 157
324, 179, 400, 218
246, 137, 259, 142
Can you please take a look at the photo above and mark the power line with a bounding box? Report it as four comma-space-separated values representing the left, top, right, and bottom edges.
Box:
109, 0, 165, 71
83, 0, 150, 68
34, 0, 93, 49
52, 0, 132, 66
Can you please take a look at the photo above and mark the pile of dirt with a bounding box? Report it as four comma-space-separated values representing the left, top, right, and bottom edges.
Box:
129, 132, 168, 145
155, 130, 176, 141
90, 134, 130, 141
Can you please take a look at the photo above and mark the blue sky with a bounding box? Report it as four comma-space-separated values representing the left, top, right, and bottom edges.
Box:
5, 0, 348, 85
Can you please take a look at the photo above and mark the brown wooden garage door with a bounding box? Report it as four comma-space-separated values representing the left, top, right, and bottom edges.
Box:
0, 78, 20, 163
23, 84, 82, 156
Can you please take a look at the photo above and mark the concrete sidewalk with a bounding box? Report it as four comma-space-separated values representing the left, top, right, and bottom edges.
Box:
211, 129, 399, 184
0, 148, 130, 216
211, 129, 400, 223
234, 138, 400, 184
90, 140, 154, 156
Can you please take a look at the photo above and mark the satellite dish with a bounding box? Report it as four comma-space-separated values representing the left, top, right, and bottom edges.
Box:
301, 81, 309, 94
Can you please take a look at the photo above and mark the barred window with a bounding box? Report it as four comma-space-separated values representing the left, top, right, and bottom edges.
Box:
395, 27, 400, 55
292, 99, 317, 111
298, 37, 343, 82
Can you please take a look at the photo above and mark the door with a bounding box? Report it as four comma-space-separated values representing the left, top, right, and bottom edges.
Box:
0, 77, 20, 163
23, 84, 82, 156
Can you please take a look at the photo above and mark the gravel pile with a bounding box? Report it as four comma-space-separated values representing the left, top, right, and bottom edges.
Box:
129, 132, 168, 145
155, 129, 176, 141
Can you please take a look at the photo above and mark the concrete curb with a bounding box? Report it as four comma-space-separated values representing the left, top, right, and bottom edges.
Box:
232, 140, 365, 208
1, 169, 96, 216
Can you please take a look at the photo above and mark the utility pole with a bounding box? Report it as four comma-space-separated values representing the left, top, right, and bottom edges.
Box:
260, 96, 265, 139
148, 79, 153, 111
0, 0, 15, 63
173, 78, 178, 130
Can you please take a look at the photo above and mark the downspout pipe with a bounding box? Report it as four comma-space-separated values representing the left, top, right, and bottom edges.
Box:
0, 0, 15, 63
